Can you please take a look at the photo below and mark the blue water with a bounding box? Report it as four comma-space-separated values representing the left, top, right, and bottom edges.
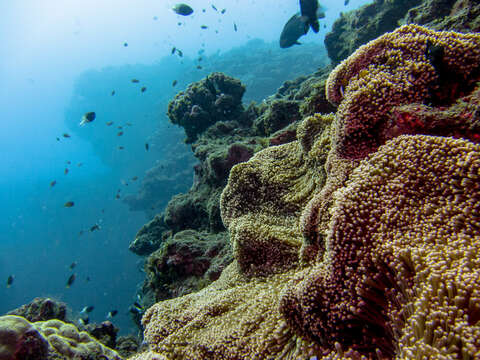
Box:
0, 0, 373, 335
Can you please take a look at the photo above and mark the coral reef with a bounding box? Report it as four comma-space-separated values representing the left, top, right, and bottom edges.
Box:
129, 215, 168, 256
144, 230, 232, 301
325, 24, 480, 159
7, 297, 67, 323
167, 72, 246, 143
405, 0, 480, 32
133, 24, 480, 360
0, 315, 122, 360
0, 315, 49, 360
85, 320, 119, 349
325, 0, 423, 63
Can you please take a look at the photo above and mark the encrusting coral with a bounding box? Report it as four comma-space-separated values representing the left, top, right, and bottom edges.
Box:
132, 25, 480, 360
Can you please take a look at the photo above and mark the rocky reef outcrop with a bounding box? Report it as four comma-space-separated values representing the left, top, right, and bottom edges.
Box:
132, 25, 480, 360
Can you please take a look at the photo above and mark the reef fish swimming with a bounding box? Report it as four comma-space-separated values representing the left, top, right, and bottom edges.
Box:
279, 13, 309, 48
299, 0, 325, 33
172, 3, 194, 16
79, 111, 96, 126
6, 275, 14, 288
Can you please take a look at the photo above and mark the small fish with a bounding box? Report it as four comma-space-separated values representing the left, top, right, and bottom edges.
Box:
50, 180, 56, 187
79, 230, 84, 236
80, 111, 96, 126
145, 143, 150, 151
234, 23, 238, 32
63, 133, 71, 138
90, 224, 101, 232
131, 79, 140, 83
211, 4, 218, 11
132, 176, 138, 181
118, 146, 124, 150
117, 131, 123, 136
117, 126, 123, 129
86, 276, 91, 282
200, 25, 208, 29
171, 47, 176, 55
221, 9, 226, 14
66, 160, 71, 164
172, 3, 194, 16
6, 275, 14, 288
81, 305, 94, 314
196, 65, 203, 69
141, 86, 147, 93
153, 16, 158, 20
178, 22, 182, 26
66, 273, 76, 288
64, 201, 75, 208
115, 193, 121, 199
106, 121, 114, 126
69, 261, 77, 270
64, 168, 69, 175
344, 0, 349, 4
129, 302, 144, 314
107, 310, 118, 318
172, 80, 178, 87
123, 42, 128, 47
56, 137, 60, 141
78, 316, 89, 326
177, 49, 183, 57
111, 90, 115, 96
125, 122, 132, 126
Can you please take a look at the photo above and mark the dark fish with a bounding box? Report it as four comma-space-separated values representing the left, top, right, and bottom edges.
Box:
69, 261, 77, 270
90, 224, 100, 232
56, 137, 60, 141
107, 310, 118, 318
172, 80, 178, 87
177, 49, 183, 57
425, 39, 445, 73
129, 302, 144, 314
64, 201, 74, 208
131, 79, 140, 83
106, 121, 114, 126
132, 176, 138, 181
221, 9, 226, 14
198, 49, 205, 55
115, 193, 121, 199
81, 305, 94, 313
300, 0, 324, 33
111, 90, 115, 96
64, 168, 69, 175
80, 111, 96, 126
63, 133, 71, 138
233, 23, 238, 32
172, 3, 193, 16
344, 0, 349, 4
117, 131, 123, 136
211, 4, 217, 11
86, 276, 90, 282
171, 47, 176, 54
118, 146, 124, 150
196, 65, 203, 69
118, 125, 123, 129
66, 160, 71, 164
141, 86, 147, 93
145, 143, 150, 151
123, 42, 128, 47
50, 180, 56, 187
201, 25, 208, 29
279, 13, 308, 48
6, 275, 14, 288
66, 273, 76, 288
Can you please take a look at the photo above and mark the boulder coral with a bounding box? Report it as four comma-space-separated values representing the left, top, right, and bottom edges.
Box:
133, 25, 480, 360
326, 24, 480, 159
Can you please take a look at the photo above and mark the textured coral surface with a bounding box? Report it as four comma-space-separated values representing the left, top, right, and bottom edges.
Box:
133, 25, 480, 360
